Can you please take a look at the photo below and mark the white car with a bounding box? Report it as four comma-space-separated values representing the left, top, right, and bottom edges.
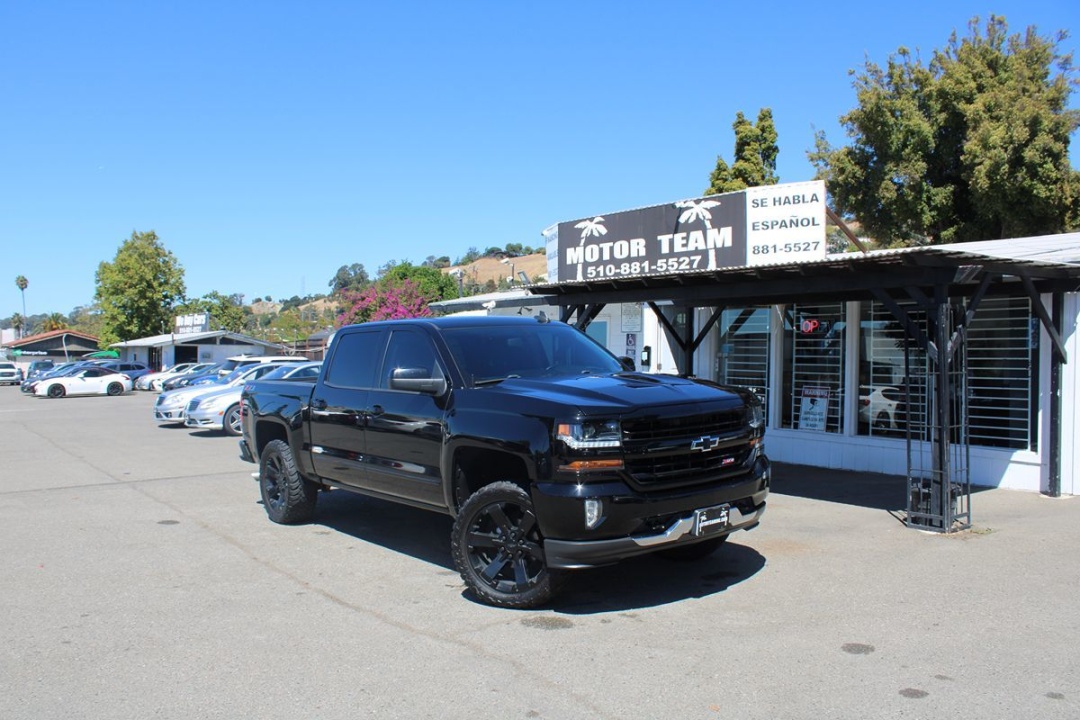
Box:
154, 362, 300, 425
35, 367, 132, 398
184, 362, 322, 435
136, 362, 215, 391
0, 362, 24, 386
859, 385, 902, 432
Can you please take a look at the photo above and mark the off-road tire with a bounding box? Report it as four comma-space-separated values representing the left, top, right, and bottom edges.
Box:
451, 481, 560, 609
259, 439, 318, 524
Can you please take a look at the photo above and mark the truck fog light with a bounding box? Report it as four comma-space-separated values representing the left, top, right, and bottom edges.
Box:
584, 498, 603, 529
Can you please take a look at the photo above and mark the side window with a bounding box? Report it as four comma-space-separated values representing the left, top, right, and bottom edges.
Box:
381, 329, 442, 389
325, 330, 384, 389
250, 365, 277, 379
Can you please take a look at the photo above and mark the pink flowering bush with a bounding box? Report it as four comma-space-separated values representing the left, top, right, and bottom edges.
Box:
336, 278, 433, 327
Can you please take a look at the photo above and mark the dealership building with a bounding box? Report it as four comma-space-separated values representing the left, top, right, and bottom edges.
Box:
109, 313, 287, 369
436, 181, 1080, 527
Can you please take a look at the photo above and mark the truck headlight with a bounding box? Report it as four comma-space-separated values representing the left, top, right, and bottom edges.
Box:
556, 420, 622, 449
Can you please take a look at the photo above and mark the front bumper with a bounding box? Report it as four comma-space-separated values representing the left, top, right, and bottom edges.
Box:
537, 455, 770, 570
154, 407, 186, 423
184, 408, 223, 430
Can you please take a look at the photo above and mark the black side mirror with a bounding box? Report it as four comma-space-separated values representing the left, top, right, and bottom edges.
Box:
390, 367, 447, 395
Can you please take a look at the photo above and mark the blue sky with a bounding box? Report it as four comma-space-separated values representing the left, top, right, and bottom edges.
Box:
2, 1, 1078, 322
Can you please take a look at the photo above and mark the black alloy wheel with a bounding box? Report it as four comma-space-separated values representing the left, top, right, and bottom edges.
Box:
451, 481, 558, 609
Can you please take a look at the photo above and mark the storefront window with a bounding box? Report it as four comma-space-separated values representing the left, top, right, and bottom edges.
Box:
858, 296, 1036, 450
782, 303, 846, 432
966, 296, 1037, 450
715, 307, 770, 420
858, 301, 928, 438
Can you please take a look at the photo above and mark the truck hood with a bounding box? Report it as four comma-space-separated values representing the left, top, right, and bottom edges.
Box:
476, 372, 749, 416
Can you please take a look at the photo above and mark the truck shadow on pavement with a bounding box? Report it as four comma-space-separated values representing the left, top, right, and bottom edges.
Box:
304, 489, 767, 613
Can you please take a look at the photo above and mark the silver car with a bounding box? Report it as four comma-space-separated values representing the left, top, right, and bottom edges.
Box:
154, 363, 286, 425
184, 362, 322, 435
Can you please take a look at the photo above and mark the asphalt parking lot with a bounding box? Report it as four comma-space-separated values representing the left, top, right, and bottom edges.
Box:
2, 387, 1078, 719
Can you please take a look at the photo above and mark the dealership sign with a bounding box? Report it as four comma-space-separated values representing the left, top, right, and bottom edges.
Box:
174, 312, 210, 334
548, 180, 826, 282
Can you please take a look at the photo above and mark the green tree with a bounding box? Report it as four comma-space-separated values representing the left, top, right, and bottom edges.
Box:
455, 247, 481, 265
42, 312, 68, 332
94, 230, 186, 344
328, 263, 370, 294
811, 16, 1080, 246
67, 304, 105, 339
10, 313, 25, 337
705, 108, 780, 195
14, 275, 28, 337
378, 261, 459, 301
176, 291, 247, 333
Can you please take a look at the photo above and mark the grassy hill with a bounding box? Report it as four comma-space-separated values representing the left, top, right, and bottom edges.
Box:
444, 253, 548, 290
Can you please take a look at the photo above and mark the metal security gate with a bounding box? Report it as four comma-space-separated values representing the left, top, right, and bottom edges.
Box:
872, 287, 973, 532
905, 299, 971, 531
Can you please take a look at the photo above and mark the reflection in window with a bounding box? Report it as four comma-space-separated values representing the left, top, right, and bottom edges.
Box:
715, 307, 770, 421
782, 303, 846, 432
857, 296, 1036, 450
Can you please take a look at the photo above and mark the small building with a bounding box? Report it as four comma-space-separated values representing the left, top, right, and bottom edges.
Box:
2, 329, 102, 372
110, 330, 289, 370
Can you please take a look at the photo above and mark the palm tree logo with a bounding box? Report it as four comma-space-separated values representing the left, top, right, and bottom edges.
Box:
675, 200, 721, 270
572, 217, 607, 280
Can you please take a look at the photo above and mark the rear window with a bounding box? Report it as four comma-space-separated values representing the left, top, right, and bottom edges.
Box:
325, 330, 383, 389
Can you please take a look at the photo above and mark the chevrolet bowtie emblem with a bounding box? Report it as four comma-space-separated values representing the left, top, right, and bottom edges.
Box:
690, 435, 721, 452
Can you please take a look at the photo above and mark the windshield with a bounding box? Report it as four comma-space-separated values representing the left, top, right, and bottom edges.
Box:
442, 322, 622, 385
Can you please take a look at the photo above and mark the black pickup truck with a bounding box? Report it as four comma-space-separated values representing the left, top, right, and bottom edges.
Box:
239, 315, 770, 608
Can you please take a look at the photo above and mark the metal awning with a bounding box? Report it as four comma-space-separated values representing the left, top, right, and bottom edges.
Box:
528, 233, 1080, 307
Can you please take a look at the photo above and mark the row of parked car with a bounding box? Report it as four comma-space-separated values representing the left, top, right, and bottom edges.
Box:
13, 359, 154, 398
150, 356, 320, 435
8, 356, 320, 429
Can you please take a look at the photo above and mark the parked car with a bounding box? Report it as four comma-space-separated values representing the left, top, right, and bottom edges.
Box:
21, 362, 94, 393
859, 385, 902, 432
216, 354, 308, 376
136, 362, 215, 391
184, 362, 322, 435
96, 361, 153, 381
25, 360, 56, 380
161, 363, 227, 391
155, 362, 302, 425
0, 362, 24, 385
34, 366, 132, 398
